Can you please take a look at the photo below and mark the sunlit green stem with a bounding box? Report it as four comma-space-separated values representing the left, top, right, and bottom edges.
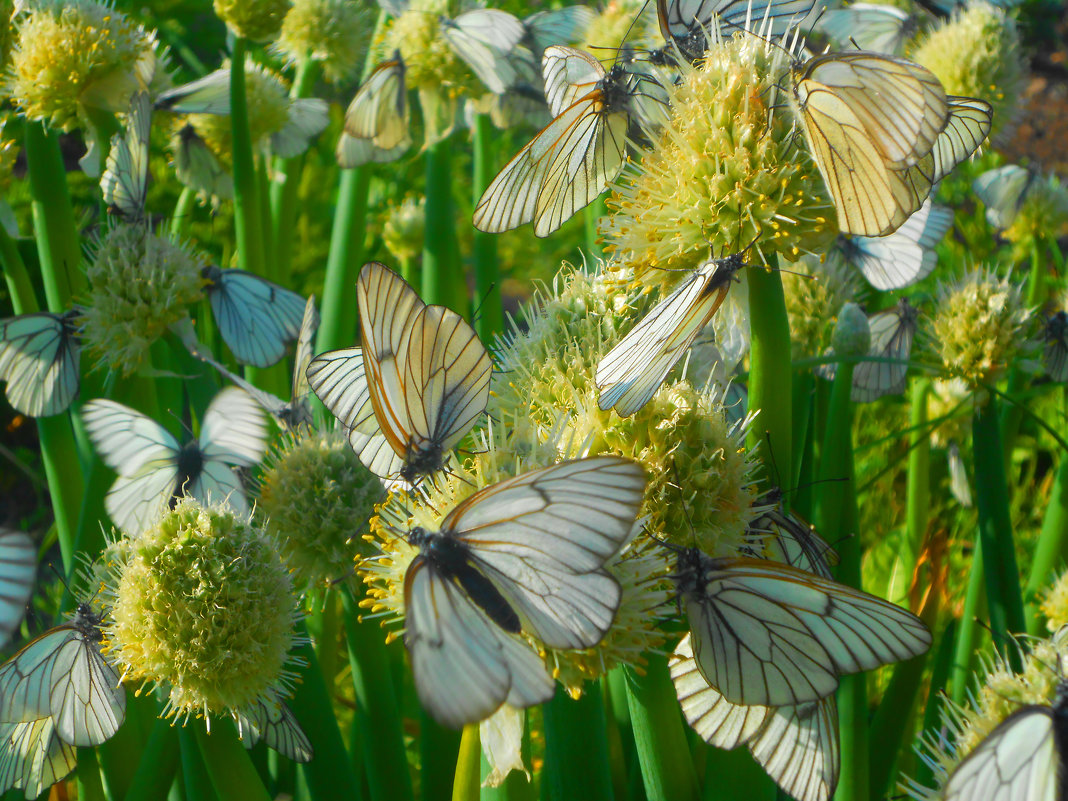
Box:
194, 718, 271, 801
230, 37, 266, 278
76, 745, 106, 801
453, 725, 481, 801
421, 709, 461, 801
125, 716, 181, 801
584, 195, 607, 259
623, 656, 700, 801
951, 539, 985, 705
543, 683, 615, 801
172, 187, 196, 238
317, 166, 370, 352
890, 379, 931, 604
471, 113, 502, 341
1025, 397, 1068, 634
422, 134, 464, 311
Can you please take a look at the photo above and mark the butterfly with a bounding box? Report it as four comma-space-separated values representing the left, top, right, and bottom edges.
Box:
1043, 311, 1068, 383
173, 124, 234, 201
236, 701, 313, 763
973, 164, 1040, 231
344, 51, 408, 147
307, 262, 491, 484
851, 298, 919, 403
101, 90, 151, 222
596, 252, 746, 417
671, 633, 840, 801
201, 265, 308, 368
746, 488, 839, 579
155, 69, 232, 115
657, 0, 818, 64
473, 46, 653, 237
836, 199, 953, 291
400, 456, 647, 728
0, 602, 126, 749
947, 441, 973, 508
439, 9, 526, 95
818, 3, 919, 55
0, 715, 78, 800
523, 6, 595, 54
673, 549, 931, 707
82, 387, 267, 536
0, 529, 35, 649
184, 296, 319, 430
0, 309, 82, 418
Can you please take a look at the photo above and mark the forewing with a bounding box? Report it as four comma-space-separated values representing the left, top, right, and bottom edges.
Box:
344, 58, 408, 148
526, 7, 595, 53
198, 387, 268, 467
49, 632, 125, 747
82, 399, 179, 477
101, 90, 151, 220
0, 530, 35, 649
405, 558, 554, 729
819, 4, 912, 54
155, 69, 231, 114
209, 270, 307, 367
0, 313, 80, 418
236, 702, 313, 763
443, 10, 524, 94
851, 302, 917, 402
542, 45, 603, 118
847, 199, 952, 290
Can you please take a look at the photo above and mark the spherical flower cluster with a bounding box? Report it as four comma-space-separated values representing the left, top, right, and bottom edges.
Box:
83, 225, 207, 375
1040, 567, 1068, 631
911, 2, 1024, 140
187, 62, 292, 161
782, 253, 859, 362
382, 0, 476, 96
215, 0, 290, 41
1003, 174, 1068, 255
103, 499, 302, 721
931, 268, 1037, 391
275, 0, 372, 84
602, 30, 837, 288
8, 0, 156, 131
257, 426, 385, 590
382, 196, 426, 265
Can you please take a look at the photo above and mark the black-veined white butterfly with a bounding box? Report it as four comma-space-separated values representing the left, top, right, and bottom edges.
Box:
202, 265, 308, 368
671, 633, 840, 801
523, 6, 595, 54
101, 90, 151, 222
1043, 311, 1068, 383
818, 3, 919, 55
82, 387, 267, 536
155, 69, 231, 115
747, 488, 839, 579
440, 9, 526, 95
596, 252, 746, 417
236, 701, 313, 763
836, 199, 953, 291
851, 298, 919, 403
473, 46, 654, 237
947, 441, 973, 508
973, 164, 1040, 231
0, 716, 77, 800
400, 456, 646, 728
673, 549, 931, 707
342, 51, 410, 162
0, 530, 35, 649
0, 602, 125, 748
183, 296, 318, 430
657, 0, 817, 63
173, 124, 234, 201
307, 262, 491, 484
0, 309, 81, 418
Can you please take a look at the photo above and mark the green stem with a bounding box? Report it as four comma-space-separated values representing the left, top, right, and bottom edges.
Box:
622, 656, 700, 801
340, 587, 414, 801
746, 261, 792, 497
421, 708, 461, 801
584, 195, 607, 260
471, 114, 502, 341
317, 166, 371, 352
230, 37, 266, 277
422, 135, 464, 311
1025, 426, 1068, 633
790, 370, 813, 490
125, 716, 181, 801
543, 683, 615, 801
315, 588, 340, 687
76, 745, 106, 801
912, 618, 957, 790
892, 379, 931, 604
179, 726, 217, 801
700, 748, 776, 801
193, 718, 272, 801
951, 539, 984, 705
171, 187, 197, 238
454, 725, 481, 801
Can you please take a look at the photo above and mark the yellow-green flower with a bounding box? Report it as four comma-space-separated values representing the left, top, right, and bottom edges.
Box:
382, 196, 426, 265
783, 253, 860, 362
215, 0, 290, 41
275, 0, 373, 84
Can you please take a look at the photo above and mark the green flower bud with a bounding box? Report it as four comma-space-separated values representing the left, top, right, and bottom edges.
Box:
832, 302, 872, 359
215, 0, 290, 42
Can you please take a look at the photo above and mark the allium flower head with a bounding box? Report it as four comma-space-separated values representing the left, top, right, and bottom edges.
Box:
783, 253, 859, 362
257, 426, 386, 590
103, 498, 302, 722
83, 225, 207, 375
275, 0, 372, 84
215, 0, 290, 41
1040, 567, 1068, 631
910, 1, 1023, 140
8, 0, 156, 131
931, 267, 1037, 391
1003, 174, 1068, 253
602, 29, 837, 286
382, 196, 426, 264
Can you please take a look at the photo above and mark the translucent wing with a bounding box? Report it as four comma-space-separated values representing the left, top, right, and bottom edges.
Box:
443, 457, 646, 649
542, 45, 604, 118
198, 387, 268, 467
525, 6, 595, 53
156, 69, 231, 114
0, 311, 81, 418
841, 199, 952, 290
174, 124, 233, 201
336, 133, 411, 168
748, 493, 839, 579
851, 299, 918, 403
441, 10, 525, 94
0, 530, 34, 649
236, 701, 313, 762
941, 706, 1057, 801
973, 164, 1033, 230
947, 441, 973, 508
680, 554, 931, 706
101, 90, 151, 221
271, 98, 329, 158
0, 718, 76, 800
596, 255, 743, 417
1043, 312, 1068, 383
818, 4, 915, 54
343, 53, 408, 149
288, 295, 319, 422
205, 266, 307, 367
404, 557, 555, 729
672, 634, 840, 801
657, 0, 818, 61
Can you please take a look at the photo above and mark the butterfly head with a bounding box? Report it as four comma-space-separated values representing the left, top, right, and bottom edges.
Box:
401, 443, 445, 484
73, 602, 105, 641
201, 264, 223, 287
1046, 311, 1068, 343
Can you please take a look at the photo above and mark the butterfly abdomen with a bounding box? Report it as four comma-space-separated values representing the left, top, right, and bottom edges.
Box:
174, 441, 205, 504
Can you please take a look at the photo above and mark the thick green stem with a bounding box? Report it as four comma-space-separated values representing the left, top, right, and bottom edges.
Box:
584, 195, 607, 259
76, 745, 106, 801
340, 587, 413, 801
951, 539, 985, 705
1026, 423, 1068, 633
194, 719, 271, 801
891, 379, 931, 604
700, 748, 776, 801
790, 370, 813, 490
622, 656, 700, 801
179, 726, 217, 801
543, 683, 615, 801
171, 187, 197, 238
973, 399, 1026, 656
318, 166, 371, 352
471, 114, 502, 341
453, 725, 481, 801
746, 262, 792, 496
422, 135, 465, 311
421, 708, 461, 801
230, 37, 266, 278
125, 716, 181, 801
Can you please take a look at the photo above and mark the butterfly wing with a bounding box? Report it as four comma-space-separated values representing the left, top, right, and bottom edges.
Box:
1043, 313, 1068, 383
658, 0, 817, 47
0, 312, 80, 418
851, 300, 918, 403
541, 45, 604, 118
0, 530, 35, 649
336, 133, 411, 168
174, 124, 234, 201
0, 628, 73, 723
288, 295, 319, 424
405, 556, 555, 729
973, 164, 1032, 230
443, 457, 646, 650
442, 10, 525, 94
0, 718, 76, 800
343, 54, 408, 148
198, 387, 268, 468
525, 6, 595, 53
156, 69, 232, 114
596, 257, 740, 417
236, 702, 313, 762
844, 199, 952, 291
208, 269, 307, 367
819, 4, 914, 54
101, 90, 151, 221
684, 556, 931, 707
48, 628, 125, 747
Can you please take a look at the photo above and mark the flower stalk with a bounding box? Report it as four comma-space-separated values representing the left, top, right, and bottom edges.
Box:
194, 718, 272, 801
1025, 418, 1068, 633
452, 725, 480, 801
471, 113, 502, 341
124, 716, 181, 801
318, 165, 371, 351
230, 36, 266, 280
543, 684, 616, 801
422, 135, 464, 312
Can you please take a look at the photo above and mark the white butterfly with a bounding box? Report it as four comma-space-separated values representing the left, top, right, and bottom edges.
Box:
837, 199, 953, 291
202, 265, 308, 368
747, 489, 839, 579
82, 387, 267, 536
947, 441, 973, 508
307, 262, 491, 484
657, 0, 818, 63
596, 253, 745, 417
440, 9, 526, 95
0, 530, 35, 649
973, 164, 1040, 231
342, 52, 409, 153
851, 299, 919, 403
0, 716, 76, 800
236, 701, 313, 763
0, 602, 125, 748
672, 633, 840, 801
155, 69, 231, 115
101, 90, 151, 222
173, 124, 233, 201
818, 3, 918, 55
1043, 311, 1068, 383
673, 549, 931, 707
399, 456, 647, 728
0, 309, 81, 418
524, 6, 595, 54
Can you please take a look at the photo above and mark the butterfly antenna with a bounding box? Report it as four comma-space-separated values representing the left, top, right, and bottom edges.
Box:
469, 282, 500, 333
